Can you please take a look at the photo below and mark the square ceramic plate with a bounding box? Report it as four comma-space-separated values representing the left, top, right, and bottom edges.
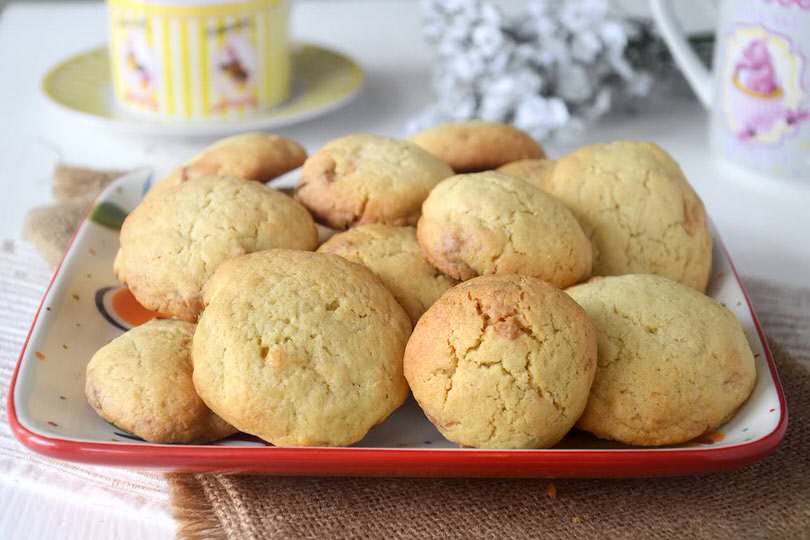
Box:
8, 170, 787, 477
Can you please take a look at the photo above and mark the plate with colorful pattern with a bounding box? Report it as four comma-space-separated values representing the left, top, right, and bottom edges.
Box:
42, 43, 364, 137
7, 170, 787, 476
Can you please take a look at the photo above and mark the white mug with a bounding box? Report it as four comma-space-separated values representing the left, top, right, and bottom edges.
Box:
651, 0, 810, 180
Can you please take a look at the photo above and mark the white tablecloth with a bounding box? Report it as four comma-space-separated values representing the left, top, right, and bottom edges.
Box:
0, 242, 174, 538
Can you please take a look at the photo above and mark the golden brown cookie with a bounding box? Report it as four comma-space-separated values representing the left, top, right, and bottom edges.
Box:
405, 275, 597, 449
416, 172, 592, 287
497, 159, 556, 189
295, 134, 454, 229
85, 319, 236, 444
409, 121, 545, 172
192, 249, 412, 447
318, 224, 457, 324
114, 175, 318, 321
546, 141, 713, 290
567, 274, 757, 446
148, 132, 307, 196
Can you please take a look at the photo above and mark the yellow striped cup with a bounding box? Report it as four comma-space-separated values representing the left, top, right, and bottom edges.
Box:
107, 0, 290, 120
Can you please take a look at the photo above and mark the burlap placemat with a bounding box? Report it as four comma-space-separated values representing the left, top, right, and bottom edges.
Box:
22, 164, 125, 268
166, 337, 807, 540
23, 165, 810, 539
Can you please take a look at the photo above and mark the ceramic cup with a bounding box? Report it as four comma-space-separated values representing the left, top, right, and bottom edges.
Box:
651, 0, 810, 180
107, 0, 290, 120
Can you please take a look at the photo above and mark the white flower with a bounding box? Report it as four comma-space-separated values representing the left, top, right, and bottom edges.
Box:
472, 24, 504, 58
449, 52, 487, 82
479, 95, 513, 121
526, 0, 555, 19
442, 0, 477, 18
437, 39, 462, 59
552, 117, 586, 143
420, 0, 443, 22
488, 49, 512, 73
444, 19, 473, 45
560, 0, 608, 33
514, 95, 570, 131
447, 95, 478, 120
479, 3, 502, 26
513, 69, 544, 94
607, 50, 634, 80
412, 0, 654, 141
483, 77, 518, 98
599, 20, 628, 50
537, 37, 571, 66
485, 68, 542, 96
514, 43, 540, 64
556, 63, 593, 103
571, 30, 602, 63
433, 73, 459, 95
530, 14, 558, 39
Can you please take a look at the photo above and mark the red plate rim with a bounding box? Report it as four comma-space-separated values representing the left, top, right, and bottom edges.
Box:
6, 210, 788, 477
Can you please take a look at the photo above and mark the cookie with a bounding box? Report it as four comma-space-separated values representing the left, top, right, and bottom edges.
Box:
497, 159, 556, 189
85, 319, 236, 443
404, 275, 597, 449
192, 249, 412, 447
115, 175, 318, 321
567, 274, 757, 446
416, 172, 592, 287
409, 121, 545, 172
546, 141, 713, 290
149, 132, 307, 197
318, 224, 457, 324
295, 134, 454, 229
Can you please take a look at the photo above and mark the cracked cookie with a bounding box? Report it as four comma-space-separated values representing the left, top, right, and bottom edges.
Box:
497, 159, 557, 189
147, 132, 307, 198
567, 274, 756, 446
416, 172, 592, 287
85, 319, 237, 443
404, 274, 597, 449
546, 141, 713, 291
318, 224, 457, 324
192, 249, 412, 446
409, 121, 545, 172
295, 134, 454, 229
114, 175, 318, 321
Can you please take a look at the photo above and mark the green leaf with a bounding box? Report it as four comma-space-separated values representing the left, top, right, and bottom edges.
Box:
90, 202, 128, 230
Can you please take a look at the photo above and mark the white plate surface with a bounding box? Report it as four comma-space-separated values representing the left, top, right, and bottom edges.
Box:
12, 170, 783, 452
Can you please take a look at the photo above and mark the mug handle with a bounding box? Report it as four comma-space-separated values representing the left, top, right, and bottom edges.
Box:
649, 0, 714, 107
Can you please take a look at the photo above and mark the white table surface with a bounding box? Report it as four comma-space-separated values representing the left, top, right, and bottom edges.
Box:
0, 1, 808, 539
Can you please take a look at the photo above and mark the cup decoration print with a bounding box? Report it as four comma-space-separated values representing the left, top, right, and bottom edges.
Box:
724, 28, 806, 145
107, 0, 290, 120
651, 0, 810, 180
716, 12, 809, 178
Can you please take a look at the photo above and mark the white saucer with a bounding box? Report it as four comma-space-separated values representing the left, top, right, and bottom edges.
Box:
42, 42, 364, 137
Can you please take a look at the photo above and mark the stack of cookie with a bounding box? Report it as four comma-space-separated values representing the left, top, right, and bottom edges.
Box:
85, 123, 756, 450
